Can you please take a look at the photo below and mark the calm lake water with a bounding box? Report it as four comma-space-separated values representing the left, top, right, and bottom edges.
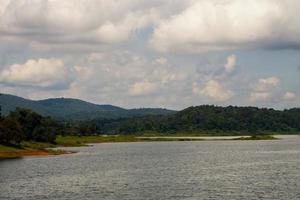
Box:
1, 136, 300, 200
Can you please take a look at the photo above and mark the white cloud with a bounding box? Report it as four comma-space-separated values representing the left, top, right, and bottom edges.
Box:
193, 80, 234, 101
129, 81, 158, 96
258, 76, 280, 87
250, 92, 272, 102
0, 49, 298, 109
249, 76, 281, 102
0, 0, 298, 109
0, 58, 71, 88
94, 11, 159, 43
73, 65, 93, 78
256, 76, 281, 91
224, 54, 237, 72
1, 0, 300, 54
56, 50, 191, 106
151, 0, 300, 53
155, 57, 168, 65
283, 91, 296, 100
0, 0, 189, 52
0, 0, 163, 48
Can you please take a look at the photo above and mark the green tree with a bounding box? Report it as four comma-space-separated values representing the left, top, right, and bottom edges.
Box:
0, 117, 24, 145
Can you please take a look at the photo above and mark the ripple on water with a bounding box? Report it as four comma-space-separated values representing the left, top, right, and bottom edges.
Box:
1, 138, 300, 200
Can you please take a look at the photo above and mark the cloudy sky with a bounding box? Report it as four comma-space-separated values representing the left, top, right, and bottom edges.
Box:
0, 0, 299, 110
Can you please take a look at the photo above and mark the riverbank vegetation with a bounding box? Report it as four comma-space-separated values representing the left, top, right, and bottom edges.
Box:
0, 105, 299, 159
0, 142, 68, 159
1, 134, 281, 159
92, 106, 300, 134
0, 135, 206, 159
234, 135, 278, 140
1, 106, 299, 142
0, 108, 59, 145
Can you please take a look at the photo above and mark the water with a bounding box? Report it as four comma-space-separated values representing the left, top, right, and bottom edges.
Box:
1, 136, 300, 200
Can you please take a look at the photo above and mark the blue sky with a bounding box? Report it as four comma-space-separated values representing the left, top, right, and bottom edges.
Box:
0, 0, 299, 109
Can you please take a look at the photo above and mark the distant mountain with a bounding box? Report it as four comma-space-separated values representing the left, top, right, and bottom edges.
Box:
0, 93, 175, 120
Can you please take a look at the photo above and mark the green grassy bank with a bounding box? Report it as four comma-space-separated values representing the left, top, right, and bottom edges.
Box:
0, 142, 68, 160
0, 134, 280, 160
0, 135, 204, 159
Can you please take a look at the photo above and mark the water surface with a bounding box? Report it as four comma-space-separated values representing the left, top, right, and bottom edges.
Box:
1, 136, 300, 199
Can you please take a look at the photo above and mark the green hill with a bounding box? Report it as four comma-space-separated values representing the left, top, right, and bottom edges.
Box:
0, 94, 175, 120
97, 105, 300, 134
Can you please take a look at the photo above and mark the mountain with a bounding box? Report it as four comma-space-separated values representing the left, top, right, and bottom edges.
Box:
0, 93, 175, 120
1, 93, 299, 134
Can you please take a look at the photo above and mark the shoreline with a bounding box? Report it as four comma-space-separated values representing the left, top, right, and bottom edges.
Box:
0, 134, 295, 160
0, 143, 74, 160
0, 148, 72, 160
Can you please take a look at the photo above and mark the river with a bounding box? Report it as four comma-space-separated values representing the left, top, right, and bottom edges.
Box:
1, 135, 299, 199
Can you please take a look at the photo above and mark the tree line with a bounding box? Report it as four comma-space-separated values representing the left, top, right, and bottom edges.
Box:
0, 107, 97, 146
1, 105, 299, 145
92, 105, 300, 134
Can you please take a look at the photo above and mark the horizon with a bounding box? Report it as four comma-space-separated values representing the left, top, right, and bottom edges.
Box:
0, 0, 299, 110
1, 92, 298, 111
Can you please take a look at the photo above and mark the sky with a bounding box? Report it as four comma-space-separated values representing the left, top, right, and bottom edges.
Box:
0, 0, 299, 110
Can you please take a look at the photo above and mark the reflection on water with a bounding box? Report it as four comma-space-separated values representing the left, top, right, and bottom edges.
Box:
1, 136, 300, 200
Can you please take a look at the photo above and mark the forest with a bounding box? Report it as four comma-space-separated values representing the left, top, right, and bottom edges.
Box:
93, 105, 300, 134
0, 107, 97, 145
1, 105, 300, 146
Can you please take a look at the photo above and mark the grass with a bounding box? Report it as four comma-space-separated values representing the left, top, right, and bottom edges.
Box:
55, 135, 144, 146
55, 135, 205, 146
0, 141, 70, 160
0, 135, 202, 160
0, 145, 21, 159
137, 131, 300, 137
234, 135, 278, 140
132, 131, 247, 137
0, 134, 280, 160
